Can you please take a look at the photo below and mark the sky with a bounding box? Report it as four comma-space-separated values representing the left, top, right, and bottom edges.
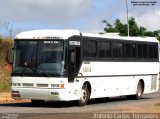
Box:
0, 0, 160, 37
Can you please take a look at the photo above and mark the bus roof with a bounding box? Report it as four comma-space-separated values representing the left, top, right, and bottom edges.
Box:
15, 29, 81, 39
15, 29, 158, 43
82, 33, 158, 43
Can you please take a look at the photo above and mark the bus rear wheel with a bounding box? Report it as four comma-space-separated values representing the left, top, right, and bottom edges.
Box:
78, 84, 90, 106
134, 81, 144, 100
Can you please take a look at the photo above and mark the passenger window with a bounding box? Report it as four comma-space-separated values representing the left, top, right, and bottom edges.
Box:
143, 44, 148, 59
146, 44, 158, 60
132, 44, 136, 58
112, 42, 124, 58
125, 43, 132, 58
153, 45, 158, 59
83, 39, 97, 58
149, 45, 154, 59
137, 44, 143, 59
98, 41, 111, 58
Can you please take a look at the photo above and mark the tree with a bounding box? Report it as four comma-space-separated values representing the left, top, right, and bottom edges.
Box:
114, 19, 127, 36
128, 17, 139, 36
102, 20, 117, 32
139, 26, 146, 36
102, 17, 160, 41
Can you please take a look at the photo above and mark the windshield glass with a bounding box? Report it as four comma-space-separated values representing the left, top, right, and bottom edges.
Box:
12, 40, 66, 76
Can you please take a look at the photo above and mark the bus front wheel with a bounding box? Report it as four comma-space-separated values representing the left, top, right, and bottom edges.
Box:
78, 84, 90, 106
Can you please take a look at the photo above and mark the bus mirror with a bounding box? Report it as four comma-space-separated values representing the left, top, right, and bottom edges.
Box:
68, 67, 75, 82
68, 74, 75, 82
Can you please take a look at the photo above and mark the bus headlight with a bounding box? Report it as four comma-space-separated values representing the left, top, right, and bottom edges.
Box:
12, 83, 21, 87
51, 84, 64, 88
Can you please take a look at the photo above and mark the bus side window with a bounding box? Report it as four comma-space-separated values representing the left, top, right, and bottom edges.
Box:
98, 41, 111, 59
112, 42, 124, 58
132, 44, 136, 58
143, 44, 148, 59
137, 44, 143, 59
153, 45, 158, 59
83, 39, 97, 58
149, 45, 154, 59
125, 43, 132, 58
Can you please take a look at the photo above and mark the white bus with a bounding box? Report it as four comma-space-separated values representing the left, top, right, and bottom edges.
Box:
11, 29, 159, 106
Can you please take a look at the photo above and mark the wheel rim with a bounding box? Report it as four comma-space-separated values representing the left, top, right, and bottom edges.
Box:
137, 83, 142, 97
80, 89, 87, 103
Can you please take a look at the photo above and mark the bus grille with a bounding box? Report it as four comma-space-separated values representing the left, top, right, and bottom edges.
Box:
37, 84, 48, 87
22, 83, 34, 87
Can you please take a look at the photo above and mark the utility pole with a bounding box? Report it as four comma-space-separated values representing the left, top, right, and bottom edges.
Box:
126, 0, 129, 37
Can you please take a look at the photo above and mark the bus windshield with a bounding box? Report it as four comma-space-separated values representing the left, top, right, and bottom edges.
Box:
12, 40, 66, 76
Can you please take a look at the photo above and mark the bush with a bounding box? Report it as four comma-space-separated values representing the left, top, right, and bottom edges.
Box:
0, 37, 13, 92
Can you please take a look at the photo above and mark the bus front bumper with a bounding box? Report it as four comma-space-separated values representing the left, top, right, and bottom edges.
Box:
11, 87, 78, 101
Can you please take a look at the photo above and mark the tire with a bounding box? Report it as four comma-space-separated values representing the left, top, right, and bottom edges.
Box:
31, 100, 44, 106
78, 84, 90, 106
133, 81, 143, 100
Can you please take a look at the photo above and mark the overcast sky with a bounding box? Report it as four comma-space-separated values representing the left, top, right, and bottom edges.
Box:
0, 0, 160, 37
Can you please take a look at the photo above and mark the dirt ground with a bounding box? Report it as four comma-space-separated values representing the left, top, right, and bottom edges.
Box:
0, 92, 30, 103
113, 100, 160, 113
0, 92, 160, 113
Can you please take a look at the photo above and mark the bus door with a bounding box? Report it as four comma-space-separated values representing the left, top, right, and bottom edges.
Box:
68, 39, 81, 82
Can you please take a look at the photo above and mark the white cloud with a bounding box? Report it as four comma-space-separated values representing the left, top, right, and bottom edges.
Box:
119, 3, 160, 31
0, 0, 97, 36
0, 0, 93, 23
1, 0, 159, 37
136, 9, 160, 31
1, 0, 122, 35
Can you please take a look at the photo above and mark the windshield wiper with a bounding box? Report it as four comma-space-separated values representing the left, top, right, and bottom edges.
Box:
35, 71, 49, 77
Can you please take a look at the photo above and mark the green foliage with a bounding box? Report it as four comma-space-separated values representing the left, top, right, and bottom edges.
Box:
139, 27, 146, 36
128, 17, 139, 36
102, 20, 117, 33
102, 17, 160, 40
114, 19, 127, 36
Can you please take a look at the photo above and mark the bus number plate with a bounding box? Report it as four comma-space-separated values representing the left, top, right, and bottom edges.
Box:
69, 41, 80, 46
